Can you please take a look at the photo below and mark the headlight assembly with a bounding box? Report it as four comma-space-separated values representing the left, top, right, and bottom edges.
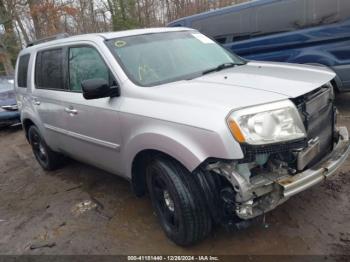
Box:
227, 100, 306, 145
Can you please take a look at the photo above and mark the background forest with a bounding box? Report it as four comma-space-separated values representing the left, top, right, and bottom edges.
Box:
0, 0, 249, 75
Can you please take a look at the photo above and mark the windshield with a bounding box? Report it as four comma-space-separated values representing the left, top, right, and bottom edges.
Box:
106, 31, 245, 87
0, 78, 14, 92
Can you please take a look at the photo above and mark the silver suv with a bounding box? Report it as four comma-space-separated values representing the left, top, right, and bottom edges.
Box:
15, 28, 350, 246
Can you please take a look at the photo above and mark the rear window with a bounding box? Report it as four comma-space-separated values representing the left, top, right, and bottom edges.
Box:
17, 54, 30, 88
35, 48, 64, 90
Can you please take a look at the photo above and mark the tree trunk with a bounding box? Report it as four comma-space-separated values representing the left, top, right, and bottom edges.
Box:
0, 0, 18, 74
107, 0, 118, 30
14, 12, 30, 44
0, 50, 14, 76
89, 0, 96, 32
28, 0, 43, 39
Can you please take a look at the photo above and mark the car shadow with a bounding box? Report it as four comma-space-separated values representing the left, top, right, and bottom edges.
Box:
0, 123, 22, 133
41, 154, 133, 205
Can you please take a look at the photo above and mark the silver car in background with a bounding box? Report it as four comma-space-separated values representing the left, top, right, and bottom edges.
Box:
15, 28, 350, 246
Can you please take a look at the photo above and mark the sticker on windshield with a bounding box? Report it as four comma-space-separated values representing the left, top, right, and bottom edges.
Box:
114, 40, 126, 48
192, 33, 215, 44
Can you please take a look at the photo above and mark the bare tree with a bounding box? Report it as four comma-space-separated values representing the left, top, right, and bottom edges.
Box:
0, 0, 251, 75
0, 0, 20, 75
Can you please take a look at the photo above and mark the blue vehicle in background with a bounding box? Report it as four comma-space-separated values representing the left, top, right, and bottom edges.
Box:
223, 18, 350, 92
0, 77, 20, 128
168, 0, 350, 91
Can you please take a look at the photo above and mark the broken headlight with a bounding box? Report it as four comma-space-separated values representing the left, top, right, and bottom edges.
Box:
227, 100, 306, 145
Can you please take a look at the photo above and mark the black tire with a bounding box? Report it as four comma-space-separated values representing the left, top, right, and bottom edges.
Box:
28, 125, 64, 170
146, 157, 212, 246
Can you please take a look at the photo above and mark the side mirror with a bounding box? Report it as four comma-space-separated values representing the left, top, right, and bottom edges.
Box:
81, 79, 120, 100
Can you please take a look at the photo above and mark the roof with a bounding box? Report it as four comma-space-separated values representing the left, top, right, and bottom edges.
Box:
98, 27, 193, 39
21, 27, 194, 53
168, 0, 276, 25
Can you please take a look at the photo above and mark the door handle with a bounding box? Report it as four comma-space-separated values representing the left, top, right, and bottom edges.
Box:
64, 107, 78, 115
33, 98, 41, 105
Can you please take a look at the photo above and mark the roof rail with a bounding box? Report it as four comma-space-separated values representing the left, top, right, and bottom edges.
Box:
26, 33, 70, 47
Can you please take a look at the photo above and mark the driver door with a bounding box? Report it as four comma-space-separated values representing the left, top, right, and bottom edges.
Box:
60, 45, 123, 175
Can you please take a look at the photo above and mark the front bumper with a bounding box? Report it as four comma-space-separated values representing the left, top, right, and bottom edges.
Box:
278, 127, 350, 198
209, 127, 350, 220
0, 111, 21, 127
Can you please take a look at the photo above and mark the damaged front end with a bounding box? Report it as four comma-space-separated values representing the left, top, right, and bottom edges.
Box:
196, 84, 350, 223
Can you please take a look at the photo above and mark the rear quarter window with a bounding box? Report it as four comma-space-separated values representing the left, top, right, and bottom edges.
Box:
35, 48, 64, 90
17, 54, 30, 88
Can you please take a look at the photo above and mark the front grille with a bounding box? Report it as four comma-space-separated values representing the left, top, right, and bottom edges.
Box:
292, 84, 335, 166
240, 139, 307, 162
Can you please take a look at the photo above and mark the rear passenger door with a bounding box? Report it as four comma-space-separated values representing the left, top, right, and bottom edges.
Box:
60, 45, 123, 175
32, 48, 68, 150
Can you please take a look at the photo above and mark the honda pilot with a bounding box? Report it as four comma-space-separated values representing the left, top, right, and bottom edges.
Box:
15, 28, 350, 246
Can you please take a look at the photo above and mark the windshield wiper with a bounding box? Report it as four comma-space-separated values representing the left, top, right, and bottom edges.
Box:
202, 62, 237, 75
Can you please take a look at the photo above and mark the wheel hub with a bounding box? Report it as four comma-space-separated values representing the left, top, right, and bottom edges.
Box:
39, 143, 46, 156
163, 190, 174, 212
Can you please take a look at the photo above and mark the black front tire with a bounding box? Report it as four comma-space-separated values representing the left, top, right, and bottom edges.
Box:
28, 125, 64, 170
146, 157, 212, 246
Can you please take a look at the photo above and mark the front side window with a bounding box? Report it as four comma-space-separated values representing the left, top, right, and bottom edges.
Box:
35, 49, 64, 90
68, 46, 109, 92
106, 31, 245, 86
17, 54, 30, 88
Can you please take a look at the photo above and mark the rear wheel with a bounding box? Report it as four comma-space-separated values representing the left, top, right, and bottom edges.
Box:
146, 157, 212, 246
28, 125, 64, 170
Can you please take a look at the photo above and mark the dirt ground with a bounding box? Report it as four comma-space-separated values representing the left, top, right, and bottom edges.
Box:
0, 95, 350, 256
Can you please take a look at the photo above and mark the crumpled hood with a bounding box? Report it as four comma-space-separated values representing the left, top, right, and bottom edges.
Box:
196, 61, 336, 98
150, 61, 335, 111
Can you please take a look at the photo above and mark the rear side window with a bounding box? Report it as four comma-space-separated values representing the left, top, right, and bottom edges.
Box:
17, 54, 30, 88
35, 48, 64, 90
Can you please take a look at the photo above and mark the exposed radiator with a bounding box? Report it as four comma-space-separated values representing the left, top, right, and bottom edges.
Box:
293, 84, 335, 167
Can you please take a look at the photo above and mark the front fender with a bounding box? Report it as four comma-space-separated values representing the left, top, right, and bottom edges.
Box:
123, 122, 243, 178
125, 132, 203, 173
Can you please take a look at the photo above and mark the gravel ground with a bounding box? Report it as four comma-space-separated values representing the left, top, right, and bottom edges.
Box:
0, 94, 350, 256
